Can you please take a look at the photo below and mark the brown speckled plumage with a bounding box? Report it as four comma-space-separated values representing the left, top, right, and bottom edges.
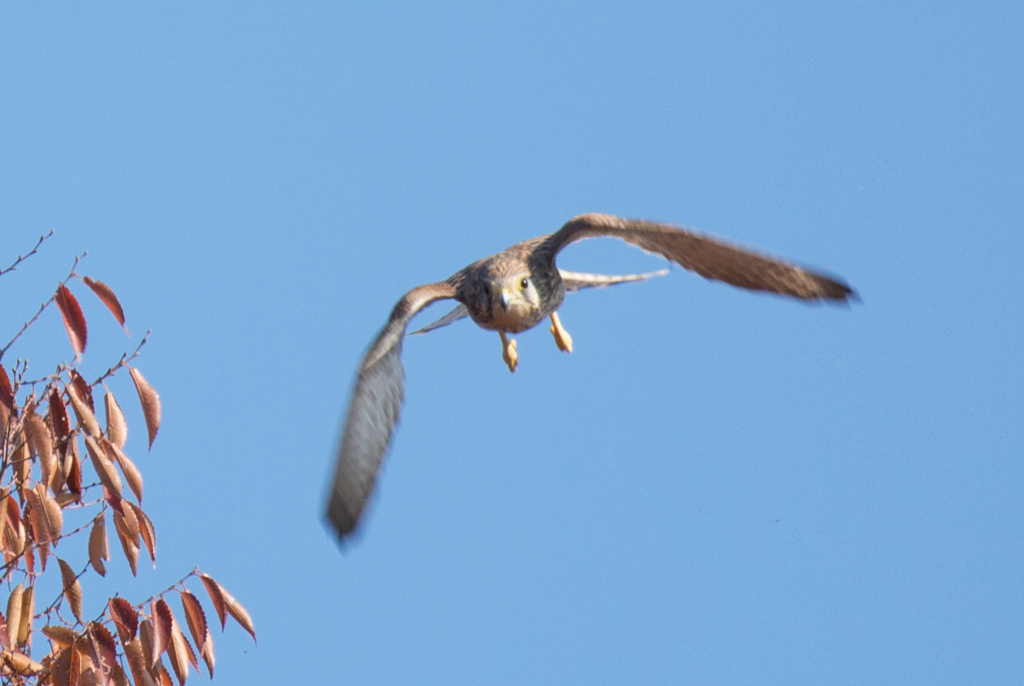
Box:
326, 213, 856, 543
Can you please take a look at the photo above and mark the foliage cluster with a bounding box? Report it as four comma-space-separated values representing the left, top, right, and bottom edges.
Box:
0, 235, 254, 685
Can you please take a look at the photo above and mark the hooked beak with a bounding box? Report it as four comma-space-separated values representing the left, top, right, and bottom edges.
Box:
499, 288, 513, 312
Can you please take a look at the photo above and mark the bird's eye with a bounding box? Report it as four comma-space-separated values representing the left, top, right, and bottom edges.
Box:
520, 277, 529, 290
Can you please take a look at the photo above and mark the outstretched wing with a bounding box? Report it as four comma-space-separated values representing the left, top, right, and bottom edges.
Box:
408, 268, 670, 336
327, 281, 458, 543
544, 213, 856, 302
560, 268, 669, 292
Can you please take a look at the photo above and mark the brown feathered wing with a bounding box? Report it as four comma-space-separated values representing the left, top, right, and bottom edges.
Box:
327, 282, 457, 542
545, 213, 855, 302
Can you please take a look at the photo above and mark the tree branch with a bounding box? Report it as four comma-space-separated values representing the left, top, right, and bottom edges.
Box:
0, 231, 54, 278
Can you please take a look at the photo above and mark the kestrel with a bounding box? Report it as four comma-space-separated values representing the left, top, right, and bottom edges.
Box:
326, 213, 855, 542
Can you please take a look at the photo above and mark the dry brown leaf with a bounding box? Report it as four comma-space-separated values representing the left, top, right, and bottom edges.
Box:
127, 503, 156, 565
37, 540, 49, 573
0, 608, 9, 651
109, 598, 138, 645
4, 497, 26, 560
85, 436, 122, 496
139, 619, 155, 670
24, 488, 49, 546
55, 284, 88, 356
112, 511, 140, 576
166, 617, 191, 685
70, 370, 95, 411
114, 504, 140, 549
198, 575, 226, 631
25, 410, 56, 489
88, 514, 109, 577
49, 386, 71, 443
6, 585, 23, 648
108, 443, 142, 504
128, 368, 161, 450
156, 662, 174, 686
104, 390, 128, 450
113, 662, 130, 686
29, 481, 63, 544
88, 623, 118, 686
42, 624, 79, 648
58, 557, 84, 624
17, 585, 33, 648
67, 382, 102, 440
64, 438, 83, 500
11, 430, 30, 489
178, 593, 208, 667
81, 277, 126, 329
0, 364, 13, 414
198, 574, 256, 643
151, 601, 173, 671
199, 632, 214, 679
49, 389, 71, 497
124, 638, 157, 686
2, 649, 45, 676
23, 541, 34, 575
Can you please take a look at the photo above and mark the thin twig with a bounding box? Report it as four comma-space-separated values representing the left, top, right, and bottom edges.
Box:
0, 231, 54, 277
90, 331, 151, 387
0, 253, 86, 361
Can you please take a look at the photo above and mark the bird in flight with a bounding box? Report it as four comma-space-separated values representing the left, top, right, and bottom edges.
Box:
326, 212, 855, 543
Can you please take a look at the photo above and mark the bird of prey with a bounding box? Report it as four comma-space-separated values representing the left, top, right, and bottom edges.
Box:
326, 212, 855, 543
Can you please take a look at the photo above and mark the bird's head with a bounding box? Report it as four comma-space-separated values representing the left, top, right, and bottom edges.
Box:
484, 272, 543, 329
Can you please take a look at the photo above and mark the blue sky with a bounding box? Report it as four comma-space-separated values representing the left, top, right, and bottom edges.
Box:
1, 1, 1021, 683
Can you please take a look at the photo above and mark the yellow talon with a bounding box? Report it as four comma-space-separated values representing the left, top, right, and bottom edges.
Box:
549, 312, 573, 353
500, 331, 518, 372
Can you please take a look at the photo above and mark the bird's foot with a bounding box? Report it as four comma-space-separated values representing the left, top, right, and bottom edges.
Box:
500, 331, 518, 372
549, 312, 573, 353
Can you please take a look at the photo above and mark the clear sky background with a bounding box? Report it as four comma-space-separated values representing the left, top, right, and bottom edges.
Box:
1, 2, 1021, 684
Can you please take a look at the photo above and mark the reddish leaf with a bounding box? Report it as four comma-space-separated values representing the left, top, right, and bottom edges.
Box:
4, 496, 27, 559
25, 409, 55, 488
199, 575, 226, 631
109, 442, 143, 503
139, 619, 155, 669
127, 502, 156, 565
81, 276, 126, 328
49, 386, 71, 443
104, 390, 128, 449
17, 585, 33, 648
199, 574, 255, 642
26, 483, 62, 544
58, 557, 84, 623
41, 624, 78, 648
3, 649, 44, 676
179, 592, 210, 677
0, 365, 14, 413
85, 436, 123, 496
113, 509, 140, 576
124, 638, 157, 686
55, 284, 88, 356
88, 622, 118, 686
109, 597, 139, 644
6, 584, 22, 649
0, 608, 9, 650
11, 431, 31, 491
166, 618, 192, 685
23, 539, 34, 575
70, 371, 94, 411
67, 381, 102, 440
89, 514, 109, 576
65, 438, 83, 498
151, 600, 173, 670
129, 367, 161, 450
